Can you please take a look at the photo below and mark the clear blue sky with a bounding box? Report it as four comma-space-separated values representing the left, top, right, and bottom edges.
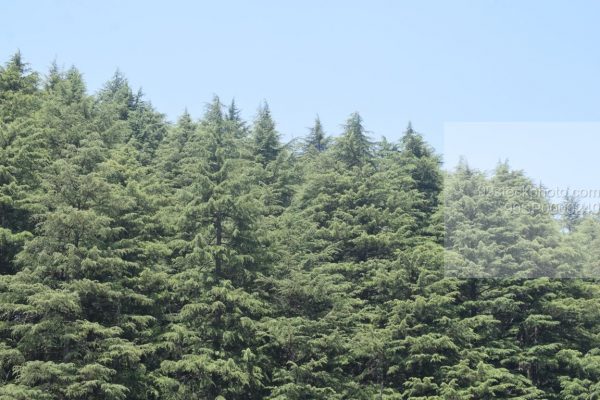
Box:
2, 0, 600, 179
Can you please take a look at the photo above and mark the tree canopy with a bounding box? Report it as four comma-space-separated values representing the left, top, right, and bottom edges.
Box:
1, 53, 599, 399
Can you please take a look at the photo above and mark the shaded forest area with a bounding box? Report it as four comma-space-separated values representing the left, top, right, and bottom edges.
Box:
1, 53, 600, 399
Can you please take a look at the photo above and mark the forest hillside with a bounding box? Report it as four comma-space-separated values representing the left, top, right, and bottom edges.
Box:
1, 53, 600, 399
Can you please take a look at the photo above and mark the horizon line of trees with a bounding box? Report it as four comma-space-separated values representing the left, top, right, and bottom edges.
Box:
1, 52, 600, 399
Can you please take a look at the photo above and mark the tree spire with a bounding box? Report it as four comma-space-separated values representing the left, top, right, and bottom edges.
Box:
251, 101, 281, 165
304, 115, 328, 153
334, 112, 372, 166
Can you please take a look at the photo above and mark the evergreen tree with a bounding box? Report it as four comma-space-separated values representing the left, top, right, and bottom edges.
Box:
96, 71, 167, 161
0, 51, 39, 123
251, 101, 281, 165
0, 52, 42, 274
561, 193, 583, 232
155, 96, 271, 399
226, 98, 248, 139
398, 122, 443, 226
0, 138, 157, 399
303, 115, 328, 154
155, 110, 197, 189
333, 112, 372, 167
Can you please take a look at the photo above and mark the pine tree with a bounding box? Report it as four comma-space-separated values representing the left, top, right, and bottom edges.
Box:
155, 110, 197, 189
303, 115, 328, 154
127, 90, 167, 162
0, 138, 157, 398
251, 101, 281, 165
96, 71, 166, 161
562, 193, 583, 232
398, 122, 443, 226
333, 112, 372, 167
0, 53, 42, 274
226, 98, 248, 139
155, 96, 271, 399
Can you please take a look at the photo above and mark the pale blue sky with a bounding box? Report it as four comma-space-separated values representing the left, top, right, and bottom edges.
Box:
2, 0, 600, 185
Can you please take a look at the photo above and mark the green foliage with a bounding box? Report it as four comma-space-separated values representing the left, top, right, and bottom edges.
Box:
251, 101, 281, 165
303, 116, 329, 154
0, 53, 598, 400
333, 112, 372, 167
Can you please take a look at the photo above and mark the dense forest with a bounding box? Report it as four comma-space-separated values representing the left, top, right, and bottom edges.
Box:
1, 52, 600, 399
